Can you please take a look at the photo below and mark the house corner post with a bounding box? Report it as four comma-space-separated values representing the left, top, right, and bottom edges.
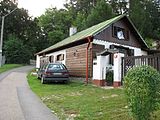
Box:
36, 55, 40, 71
92, 55, 106, 86
113, 53, 123, 87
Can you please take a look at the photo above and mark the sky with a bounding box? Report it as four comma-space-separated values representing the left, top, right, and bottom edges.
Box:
18, 0, 67, 17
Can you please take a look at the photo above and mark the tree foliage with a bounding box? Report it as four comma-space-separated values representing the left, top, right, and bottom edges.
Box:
0, 0, 48, 63
4, 35, 31, 64
64, 0, 98, 31
37, 0, 160, 50
85, 0, 114, 28
38, 8, 72, 45
128, 0, 160, 46
129, 0, 152, 38
108, 0, 129, 14
1, 0, 160, 64
124, 65, 160, 120
64, 0, 97, 18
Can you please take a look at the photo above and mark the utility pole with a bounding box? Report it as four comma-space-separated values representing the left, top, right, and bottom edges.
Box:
0, 8, 17, 67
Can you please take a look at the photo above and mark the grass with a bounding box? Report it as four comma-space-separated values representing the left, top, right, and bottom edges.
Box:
28, 73, 131, 120
0, 64, 23, 73
28, 74, 160, 120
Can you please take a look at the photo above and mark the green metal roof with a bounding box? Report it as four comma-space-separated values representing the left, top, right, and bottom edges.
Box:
36, 14, 148, 55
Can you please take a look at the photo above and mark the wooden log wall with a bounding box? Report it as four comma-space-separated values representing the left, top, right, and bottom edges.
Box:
92, 44, 105, 58
66, 43, 92, 77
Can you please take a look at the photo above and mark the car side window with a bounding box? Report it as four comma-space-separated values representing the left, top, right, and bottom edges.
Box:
41, 64, 47, 70
62, 64, 67, 70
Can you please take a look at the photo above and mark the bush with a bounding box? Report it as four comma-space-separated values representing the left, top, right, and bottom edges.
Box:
124, 65, 160, 120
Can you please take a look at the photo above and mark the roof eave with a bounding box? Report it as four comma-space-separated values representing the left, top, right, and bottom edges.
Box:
35, 35, 93, 55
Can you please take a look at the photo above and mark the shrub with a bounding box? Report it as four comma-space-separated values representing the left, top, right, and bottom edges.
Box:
124, 65, 160, 120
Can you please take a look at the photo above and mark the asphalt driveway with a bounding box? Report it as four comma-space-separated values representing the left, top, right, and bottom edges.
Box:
0, 66, 58, 120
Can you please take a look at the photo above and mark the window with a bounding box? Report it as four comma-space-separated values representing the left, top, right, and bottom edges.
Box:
56, 54, 64, 61
112, 25, 129, 40
49, 56, 54, 62
48, 64, 66, 70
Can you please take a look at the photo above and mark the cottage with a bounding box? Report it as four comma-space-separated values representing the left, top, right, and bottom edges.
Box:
36, 14, 150, 87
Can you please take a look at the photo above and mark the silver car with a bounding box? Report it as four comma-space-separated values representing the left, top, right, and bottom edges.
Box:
37, 63, 69, 84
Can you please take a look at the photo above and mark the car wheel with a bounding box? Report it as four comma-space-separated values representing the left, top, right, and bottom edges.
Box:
37, 74, 40, 80
41, 77, 46, 84
64, 80, 69, 84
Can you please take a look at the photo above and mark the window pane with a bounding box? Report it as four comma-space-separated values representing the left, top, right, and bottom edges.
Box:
56, 54, 64, 61
48, 64, 65, 70
113, 26, 128, 40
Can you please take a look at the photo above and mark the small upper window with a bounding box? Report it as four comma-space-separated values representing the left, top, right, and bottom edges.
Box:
113, 26, 129, 40
117, 30, 125, 39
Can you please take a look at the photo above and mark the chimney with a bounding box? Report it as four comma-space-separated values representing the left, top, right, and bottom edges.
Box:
69, 27, 77, 36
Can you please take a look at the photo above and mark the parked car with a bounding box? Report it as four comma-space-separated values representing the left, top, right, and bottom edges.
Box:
37, 63, 69, 84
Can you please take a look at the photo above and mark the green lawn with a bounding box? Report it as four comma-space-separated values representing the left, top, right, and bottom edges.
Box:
28, 74, 160, 120
0, 64, 23, 73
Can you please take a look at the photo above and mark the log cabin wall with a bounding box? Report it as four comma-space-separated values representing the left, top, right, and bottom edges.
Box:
66, 43, 92, 77
92, 44, 105, 59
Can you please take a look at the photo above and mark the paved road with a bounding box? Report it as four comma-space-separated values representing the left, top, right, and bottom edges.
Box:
0, 66, 58, 120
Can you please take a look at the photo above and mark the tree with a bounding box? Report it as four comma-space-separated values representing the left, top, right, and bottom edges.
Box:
85, 0, 115, 28
73, 12, 86, 31
129, 0, 160, 41
64, 0, 97, 18
108, 0, 129, 14
129, 0, 149, 37
64, 0, 98, 31
24, 18, 49, 54
4, 35, 31, 64
147, 0, 160, 39
0, 0, 32, 42
38, 8, 72, 46
0, 0, 48, 61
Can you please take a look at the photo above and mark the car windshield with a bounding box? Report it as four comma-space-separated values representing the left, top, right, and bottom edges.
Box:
47, 64, 66, 70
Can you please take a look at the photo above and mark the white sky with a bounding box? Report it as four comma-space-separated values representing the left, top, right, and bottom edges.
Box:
18, 0, 67, 17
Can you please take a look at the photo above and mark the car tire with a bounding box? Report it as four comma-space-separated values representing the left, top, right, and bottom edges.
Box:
64, 80, 69, 84
41, 77, 46, 84
37, 74, 40, 80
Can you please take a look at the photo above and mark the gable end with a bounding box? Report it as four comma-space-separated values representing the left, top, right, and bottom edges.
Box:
94, 16, 148, 49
